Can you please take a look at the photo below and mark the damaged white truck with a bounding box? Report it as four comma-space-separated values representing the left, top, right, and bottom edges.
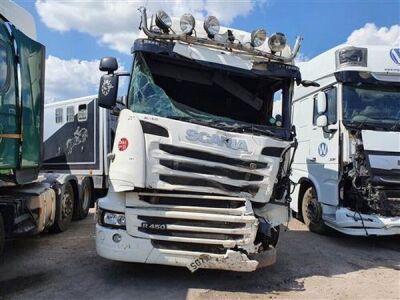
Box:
96, 8, 306, 271
291, 45, 400, 236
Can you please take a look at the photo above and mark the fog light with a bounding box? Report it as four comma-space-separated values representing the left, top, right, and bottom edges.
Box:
204, 16, 220, 38
112, 233, 122, 243
180, 13, 195, 35
251, 29, 267, 47
268, 32, 287, 53
155, 10, 172, 33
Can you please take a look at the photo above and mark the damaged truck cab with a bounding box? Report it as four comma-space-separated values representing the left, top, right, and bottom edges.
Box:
291, 45, 400, 236
96, 8, 303, 271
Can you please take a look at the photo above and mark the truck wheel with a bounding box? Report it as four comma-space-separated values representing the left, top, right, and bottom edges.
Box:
0, 214, 4, 255
301, 186, 327, 234
76, 178, 93, 220
50, 182, 74, 233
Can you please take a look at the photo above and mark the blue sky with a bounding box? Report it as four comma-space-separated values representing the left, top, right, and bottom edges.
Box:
15, 0, 400, 101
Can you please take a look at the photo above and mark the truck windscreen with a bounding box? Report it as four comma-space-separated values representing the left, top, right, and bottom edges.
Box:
343, 84, 399, 129
127, 53, 290, 132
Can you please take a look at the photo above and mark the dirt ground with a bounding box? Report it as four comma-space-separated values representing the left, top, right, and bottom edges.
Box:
0, 210, 399, 300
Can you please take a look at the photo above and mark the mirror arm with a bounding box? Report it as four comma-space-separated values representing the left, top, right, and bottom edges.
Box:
115, 71, 130, 77
299, 80, 320, 87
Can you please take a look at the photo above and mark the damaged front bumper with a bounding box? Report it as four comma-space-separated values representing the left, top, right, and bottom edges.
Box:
96, 225, 276, 272
324, 207, 400, 236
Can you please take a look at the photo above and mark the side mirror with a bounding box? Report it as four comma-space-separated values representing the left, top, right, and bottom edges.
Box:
99, 57, 118, 74
316, 115, 328, 127
316, 92, 327, 114
98, 74, 119, 109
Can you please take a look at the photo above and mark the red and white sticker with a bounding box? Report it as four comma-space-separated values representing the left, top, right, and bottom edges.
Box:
118, 138, 129, 151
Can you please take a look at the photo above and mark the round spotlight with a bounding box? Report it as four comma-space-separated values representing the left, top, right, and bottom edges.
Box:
251, 29, 267, 47
155, 10, 172, 33
112, 233, 122, 243
180, 13, 195, 35
268, 32, 287, 53
204, 16, 220, 38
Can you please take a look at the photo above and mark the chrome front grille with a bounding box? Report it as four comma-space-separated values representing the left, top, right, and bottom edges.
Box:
125, 193, 258, 253
149, 143, 272, 197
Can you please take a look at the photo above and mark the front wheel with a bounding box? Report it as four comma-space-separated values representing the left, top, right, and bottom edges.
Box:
301, 186, 328, 234
0, 214, 5, 255
50, 182, 74, 233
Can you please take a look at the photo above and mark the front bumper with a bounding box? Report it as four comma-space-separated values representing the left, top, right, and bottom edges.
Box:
96, 225, 276, 272
324, 208, 400, 236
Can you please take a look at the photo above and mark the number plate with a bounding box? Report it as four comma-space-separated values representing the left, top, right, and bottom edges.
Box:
187, 255, 212, 272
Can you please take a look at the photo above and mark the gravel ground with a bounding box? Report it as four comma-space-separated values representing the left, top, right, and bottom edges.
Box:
1, 210, 399, 300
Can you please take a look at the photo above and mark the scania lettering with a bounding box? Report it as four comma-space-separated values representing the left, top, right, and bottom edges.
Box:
291, 45, 400, 236
185, 129, 249, 152
96, 7, 307, 271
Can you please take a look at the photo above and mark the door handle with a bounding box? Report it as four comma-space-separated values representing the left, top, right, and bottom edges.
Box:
307, 156, 316, 162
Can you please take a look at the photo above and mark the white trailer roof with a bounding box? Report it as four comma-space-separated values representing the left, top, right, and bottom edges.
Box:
0, 0, 36, 40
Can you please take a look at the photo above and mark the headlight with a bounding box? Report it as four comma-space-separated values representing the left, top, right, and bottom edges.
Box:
103, 211, 126, 227
251, 29, 267, 47
268, 32, 287, 53
204, 16, 220, 38
180, 13, 195, 35
155, 10, 172, 33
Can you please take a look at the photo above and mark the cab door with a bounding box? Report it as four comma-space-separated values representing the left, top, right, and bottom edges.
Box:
0, 21, 19, 172
308, 86, 340, 206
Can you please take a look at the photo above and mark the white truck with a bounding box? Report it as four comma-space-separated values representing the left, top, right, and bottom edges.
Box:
42, 96, 121, 208
291, 44, 400, 236
0, 1, 90, 254
95, 7, 309, 272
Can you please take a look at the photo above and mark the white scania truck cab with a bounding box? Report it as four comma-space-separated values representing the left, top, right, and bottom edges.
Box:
291, 45, 400, 236
95, 7, 305, 272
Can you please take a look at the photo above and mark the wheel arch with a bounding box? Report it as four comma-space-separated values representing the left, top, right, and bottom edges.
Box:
297, 177, 319, 219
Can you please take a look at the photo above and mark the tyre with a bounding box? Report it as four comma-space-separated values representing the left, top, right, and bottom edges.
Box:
75, 178, 93, 220
0, 214, 4, 255
301, 186, 327, 234
50, 182, 74, 233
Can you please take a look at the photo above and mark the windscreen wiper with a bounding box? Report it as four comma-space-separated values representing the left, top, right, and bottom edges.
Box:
227, 124, 276, 137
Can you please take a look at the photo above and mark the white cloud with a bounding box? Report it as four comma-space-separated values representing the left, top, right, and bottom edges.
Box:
346, 23, 400, 46
35, 0, 265, 54
44, 55, 102, 103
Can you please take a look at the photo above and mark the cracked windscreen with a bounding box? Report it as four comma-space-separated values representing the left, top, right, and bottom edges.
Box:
127, 53, 290, 133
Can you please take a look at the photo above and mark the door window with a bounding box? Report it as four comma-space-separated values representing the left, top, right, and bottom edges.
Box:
313, 87, 337, 125
56, 108, 63, 123
78, 104, 87, 122
66, 106, 75, 122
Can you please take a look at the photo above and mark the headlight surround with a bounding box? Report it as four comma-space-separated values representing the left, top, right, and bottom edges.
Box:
155, 10, 172, 33
268, 32, 287, 53
180, 13, 195, 35
98, 209, 126, 228
251, 29, 267, 47
204, 16, 220, 38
